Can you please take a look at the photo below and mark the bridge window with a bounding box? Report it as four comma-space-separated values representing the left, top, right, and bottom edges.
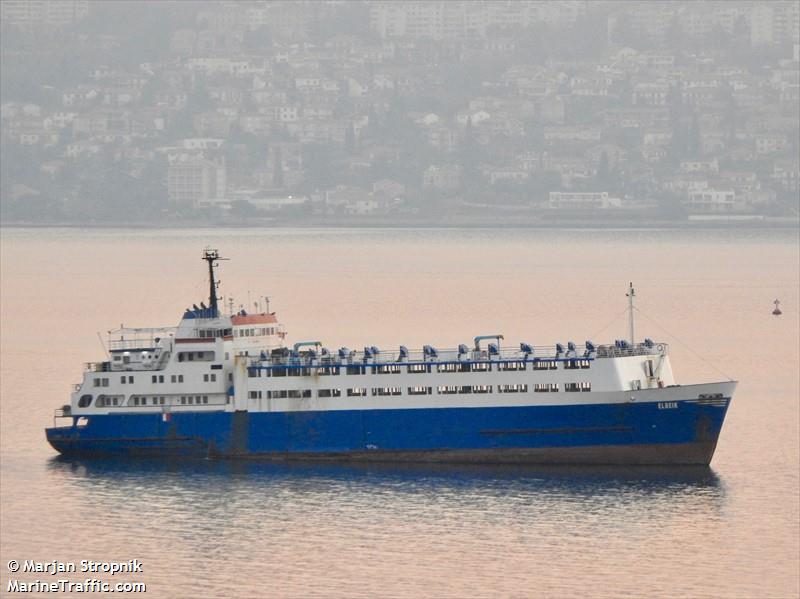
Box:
78, 394, 93, 407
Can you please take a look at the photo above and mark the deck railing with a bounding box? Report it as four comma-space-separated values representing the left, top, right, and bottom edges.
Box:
107, 327, 175, 351
247, 342, 667, 368
596, 343, 667, 358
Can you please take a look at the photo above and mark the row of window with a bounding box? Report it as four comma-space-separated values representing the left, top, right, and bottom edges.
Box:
95, 395, 121, 407
95, 372, 227, 388
132, 396, 166, 406
198, 328, 232, 338
114, 372, 217, 387
564, 382, 592, 392
177, 351, 214, 362
250, 360, 590, 378
180, 395, 210, 405
83, 394, 219, 408
248, 383, 591, 400
235, 327, 277, 338
127, 395, 212, 406
564, 360, 592, 370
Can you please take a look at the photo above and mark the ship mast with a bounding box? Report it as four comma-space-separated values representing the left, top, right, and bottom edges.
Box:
626, 282, 635, 344
202, 249, 227, 317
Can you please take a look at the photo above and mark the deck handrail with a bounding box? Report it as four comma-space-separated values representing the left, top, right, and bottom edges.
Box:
248, 342, 667, 368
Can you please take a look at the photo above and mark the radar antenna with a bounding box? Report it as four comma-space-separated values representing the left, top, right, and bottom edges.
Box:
202, 249, 228, 317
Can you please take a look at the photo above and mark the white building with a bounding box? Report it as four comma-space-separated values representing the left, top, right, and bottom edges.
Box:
1, 0, 88, 28
686, 189, 736, 213
548, 192, 622, 210
751, 2, 800, 47
167, 155, 226, 207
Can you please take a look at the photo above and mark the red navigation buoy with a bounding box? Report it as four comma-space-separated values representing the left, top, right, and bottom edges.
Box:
772, 299, 782, 316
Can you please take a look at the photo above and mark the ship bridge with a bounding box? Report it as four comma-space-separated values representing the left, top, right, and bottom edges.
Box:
92, 327, 176, 373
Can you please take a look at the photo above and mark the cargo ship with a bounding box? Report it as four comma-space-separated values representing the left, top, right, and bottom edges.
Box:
46, 250, 736, 464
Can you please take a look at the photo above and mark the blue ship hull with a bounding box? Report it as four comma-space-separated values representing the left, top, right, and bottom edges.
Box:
46, 398, 730, 465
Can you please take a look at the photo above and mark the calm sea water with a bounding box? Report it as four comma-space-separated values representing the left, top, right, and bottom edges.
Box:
1, 227, 798, 599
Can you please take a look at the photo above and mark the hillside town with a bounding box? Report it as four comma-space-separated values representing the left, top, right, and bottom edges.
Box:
1, 0, 799, 225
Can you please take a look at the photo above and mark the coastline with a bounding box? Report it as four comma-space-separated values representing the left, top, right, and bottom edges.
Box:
2, 215, 798, 230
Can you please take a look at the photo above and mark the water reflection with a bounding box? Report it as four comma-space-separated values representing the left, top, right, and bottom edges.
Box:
48, 456, 723, 506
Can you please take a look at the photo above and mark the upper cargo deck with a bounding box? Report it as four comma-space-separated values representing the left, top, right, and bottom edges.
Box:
247, 339, 667, 370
